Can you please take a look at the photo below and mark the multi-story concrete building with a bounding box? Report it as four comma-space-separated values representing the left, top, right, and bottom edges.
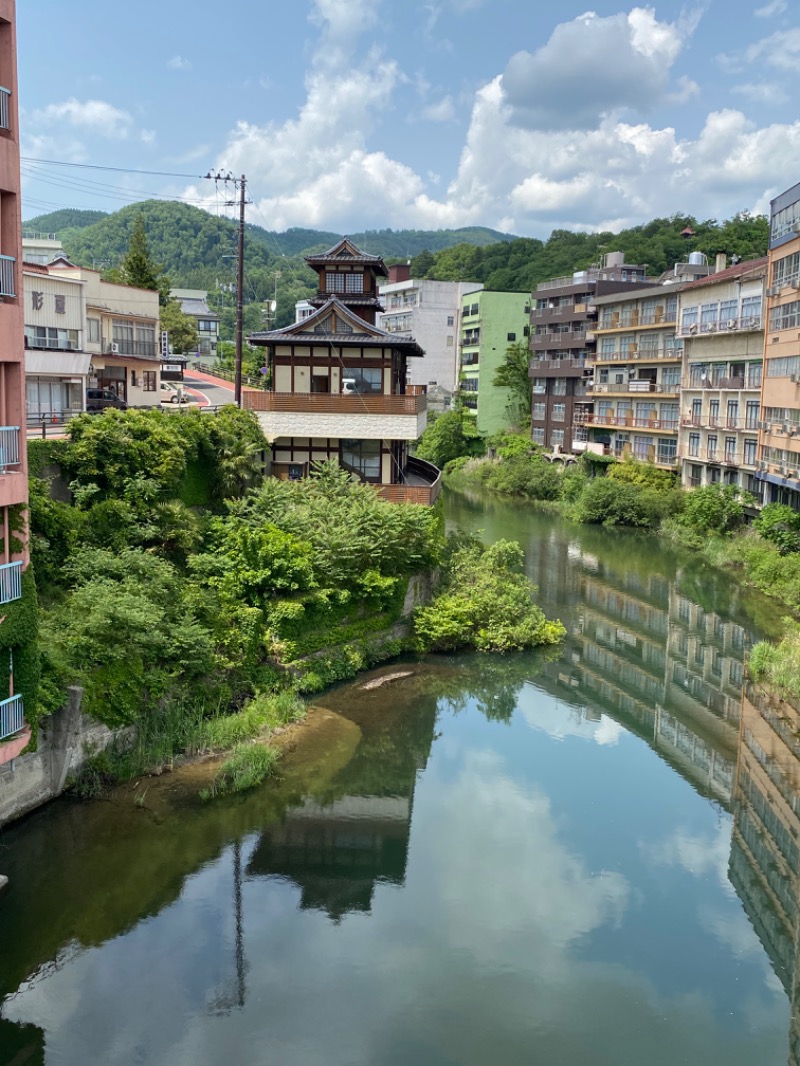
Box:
378, 265, 482, 393
587, 282, 686, 466
171, 288, 219, 359
529, 252, 652, 453
758, 182, 800, 507
0, 0, 35, 767
21, 232, 63, 265
677, 257, 766, 494
23, 262, 89, 423
245, 238, 440, 504
459, 290, 531, 436
48, 264, 162, 407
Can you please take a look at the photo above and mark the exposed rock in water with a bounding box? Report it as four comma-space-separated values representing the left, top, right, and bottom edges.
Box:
360, 671, 414, 691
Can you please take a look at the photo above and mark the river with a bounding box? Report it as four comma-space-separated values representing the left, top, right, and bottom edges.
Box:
0, 490, 795, 1066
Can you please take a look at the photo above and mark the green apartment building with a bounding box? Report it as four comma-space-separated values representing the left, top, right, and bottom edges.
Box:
459, 290, 531, 436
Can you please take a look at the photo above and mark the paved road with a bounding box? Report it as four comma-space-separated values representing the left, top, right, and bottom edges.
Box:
183, 371, 236, 408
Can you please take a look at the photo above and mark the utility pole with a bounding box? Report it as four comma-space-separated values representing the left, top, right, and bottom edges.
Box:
234, 174, 246, 407
205, 169, 248, 406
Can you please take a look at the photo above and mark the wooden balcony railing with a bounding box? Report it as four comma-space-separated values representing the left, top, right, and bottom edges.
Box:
243, 392, 426, 415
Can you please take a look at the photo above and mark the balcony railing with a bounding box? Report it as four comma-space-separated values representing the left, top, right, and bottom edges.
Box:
681, 416, 758, 431
0, 561, 22, 605
243, 392, 426, 415
0, 87, 10, 131
0, 693, 24, 742
0, 426, 20, 469
25, 337, 81, 351
592, 348, 683, 363
592, 382, 679, 395
598, 311, 675, 330
0, 254, 15, 298
376, 456, 442, 506
679, 317, 761, 338
529, 357, 587, 375
531, 330, 587, 346
586, 414, 679, 431
104, 339, 158, 358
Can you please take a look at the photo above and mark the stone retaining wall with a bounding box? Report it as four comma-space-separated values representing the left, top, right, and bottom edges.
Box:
0, 687, 128, 827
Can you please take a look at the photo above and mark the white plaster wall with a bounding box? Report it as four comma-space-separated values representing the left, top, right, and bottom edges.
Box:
256, 410, 426, 440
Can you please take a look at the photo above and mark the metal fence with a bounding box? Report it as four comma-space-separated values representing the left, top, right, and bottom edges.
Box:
0, 561, 22, 605
0, 693, 24, 742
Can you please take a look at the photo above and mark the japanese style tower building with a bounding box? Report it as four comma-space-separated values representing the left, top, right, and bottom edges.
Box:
246, 239, 440, 503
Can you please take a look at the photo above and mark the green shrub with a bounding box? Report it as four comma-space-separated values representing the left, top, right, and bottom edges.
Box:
679, 484, 753, 537
200, 743, 281, 800
414, 537, 565, 653
484, 456, 561, 500
572, 477, 667, 529
754, 503, 800, 555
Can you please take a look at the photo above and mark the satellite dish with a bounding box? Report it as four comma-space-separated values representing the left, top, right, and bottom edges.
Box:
270, 300, 277, 313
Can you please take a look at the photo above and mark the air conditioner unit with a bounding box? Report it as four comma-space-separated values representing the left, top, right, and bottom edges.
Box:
724, 319, 737, 330
791, 373, 799, 383
689, 324, 698, 334
791, 222, 800, 234
767, 285, 780, 297
110, 342, 119, 354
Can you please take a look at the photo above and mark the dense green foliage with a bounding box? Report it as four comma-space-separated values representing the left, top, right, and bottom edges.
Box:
753, 503, 800, 555
749, 627, 800, 698
492, 341, 533, 427
160, 298, 199, 353
414, 536, 564, 653
677, 484, 753, 538
414, 410, 484, 469
417, 213, 768, 291
30, 423, 443, 750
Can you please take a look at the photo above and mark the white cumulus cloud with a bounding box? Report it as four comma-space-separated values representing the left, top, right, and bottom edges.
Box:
31, 98, 133, 139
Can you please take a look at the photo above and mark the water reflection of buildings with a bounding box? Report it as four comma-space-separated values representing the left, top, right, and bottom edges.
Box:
248, 697, 437, 922
247, 794, 412, 921
526, 528, 753, 807
731, 684, 800, 1066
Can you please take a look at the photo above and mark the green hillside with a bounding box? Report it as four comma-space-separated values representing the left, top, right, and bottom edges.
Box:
23, 208, 108, 235
414, 213, 770, 292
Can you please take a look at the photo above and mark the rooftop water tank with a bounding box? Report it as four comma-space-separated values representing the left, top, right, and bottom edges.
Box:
688, 251, 707, 266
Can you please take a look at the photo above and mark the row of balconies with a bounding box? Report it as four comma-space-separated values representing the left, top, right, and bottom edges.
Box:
682, 417, 759, 432
529, 357, 587, 375
531, 305, 592, 322
591, 348, 683, 363
592, 382, 678, 396
597, 310, 675, 331
678, 317, 761, 337
530, 330, 588, 347
687, 376, 747, 390
101, 338, 158, 358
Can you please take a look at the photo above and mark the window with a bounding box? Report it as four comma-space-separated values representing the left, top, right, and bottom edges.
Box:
447, 315, 454, 326
552, 404, 566, 422
198, 319, 216, 331
748, 362, 762, 388
345, 273, 363, 293
740, 295, 762, 325
719, 299, 737, 325
681, 306, 698, 330
724, 436, 736, 461
707, 434, 718, 460
688, 433, 700, 457
767, 355, 800, 378
341, 439, 381, 481
552, 378, 567, 396
743, 439, 757, 465
700, 303, 718, 330
342, 366, 382, 394
130, 370, 137, 386
507, 332, 516, 342
773, 250, 800, 288
325, 272, 345, 292
532, 402, 546, 420
657, 438, 677, 464
550, 429, 565, 448
88, 318, 100, 343
532, 427, 545, 444
470, 303, 479, 315
143, 371, 156, 392
745, 401, 759, 429
769, 300, 800, 331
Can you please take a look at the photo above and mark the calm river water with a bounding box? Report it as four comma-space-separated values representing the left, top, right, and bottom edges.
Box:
0, 491, 795, 1066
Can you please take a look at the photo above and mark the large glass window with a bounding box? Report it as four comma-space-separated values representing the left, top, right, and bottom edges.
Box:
325, 273, 346, 293
342, 367, 382, 394
341, 439, 381, 481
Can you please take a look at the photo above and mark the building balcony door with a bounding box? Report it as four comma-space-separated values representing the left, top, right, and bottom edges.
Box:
311, 374, 330, 394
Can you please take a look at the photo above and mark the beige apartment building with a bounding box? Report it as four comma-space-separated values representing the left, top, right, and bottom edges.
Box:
587, 283, 685, 467
758, 181, 800, 507
23, 262, 89, 422
49, 262, 162, 406
677, 257, 766, 495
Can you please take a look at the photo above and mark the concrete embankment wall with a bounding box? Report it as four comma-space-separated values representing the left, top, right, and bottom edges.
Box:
0, 687, 126, 828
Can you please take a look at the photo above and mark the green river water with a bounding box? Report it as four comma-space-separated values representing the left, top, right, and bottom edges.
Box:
0, 490, 795, 1066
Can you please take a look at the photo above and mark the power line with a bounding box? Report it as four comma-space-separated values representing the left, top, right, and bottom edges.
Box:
20, 157, 207, 180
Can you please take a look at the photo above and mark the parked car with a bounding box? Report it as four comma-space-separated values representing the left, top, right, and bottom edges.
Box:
86, 388, 128, 413
160, 382, 189, 404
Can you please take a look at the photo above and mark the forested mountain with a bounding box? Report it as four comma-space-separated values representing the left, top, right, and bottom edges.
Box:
412, 213, 770, 292
23, 200, 770, 335
23, 208, 108, 235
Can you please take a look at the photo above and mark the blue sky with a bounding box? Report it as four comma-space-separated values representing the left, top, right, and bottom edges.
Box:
16, 0, 800, 237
